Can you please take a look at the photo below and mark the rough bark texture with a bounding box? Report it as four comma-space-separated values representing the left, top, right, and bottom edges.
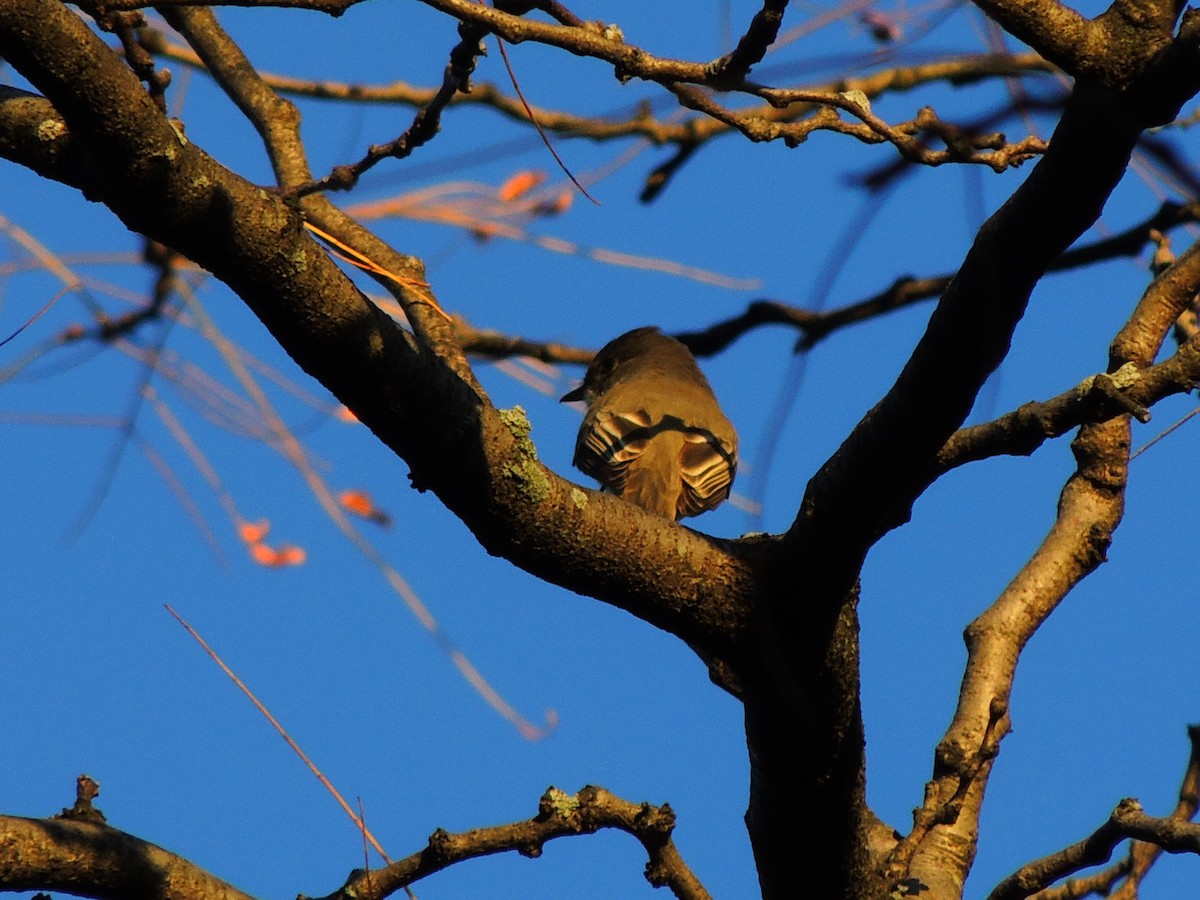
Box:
2, 0, 1200, 897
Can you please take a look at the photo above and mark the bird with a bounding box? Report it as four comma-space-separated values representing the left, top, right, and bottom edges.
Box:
561, 326, 738, 520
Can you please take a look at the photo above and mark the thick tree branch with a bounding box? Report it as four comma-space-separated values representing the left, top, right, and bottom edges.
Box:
0, 85, 95, 191
738, 25, 1200, 898
714, 22, 1198, 895
967, 0, 1094, 75
897, 416, 1130, 898
973, 0, 1192, 89
890, 205, 1200, 900
741, 584, 869, 900
881, 700, 1007, 890
790, 85, 1141, 594
787, 69, 1199, 605
0, 0, 760, 668
0, 814, 258, 900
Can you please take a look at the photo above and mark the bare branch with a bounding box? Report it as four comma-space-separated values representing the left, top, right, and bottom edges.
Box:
415, 0, 752, 86
966, 0, 1093, 75
154, 8, 456, 351
293, 24, 488, 196
988, 732, 1200, 900
1033, 861, 1130, 900
453, 318, 594, 365
898, 416, 1131, 895
1105, 722, 1200, 899
0, 813, 259, 900
935, 333, 1200, 471
315, 786, 711, 900
0, 0, 760, 673
706, 0, 789, 84
405, 0, 1037, 137
988, 801, 1145, 900
881, 700, 1007, 886
895, 207, 1200, 899
788, 85, 1154, 589
158, 8, 313, 186
105, 0, 366, 13
81, 3, 172, 111
668, 80, 1046, 170
493, 0, 585, 28
1109, 801, 1200, 851
147, 24, 1057, 183
675, 199, 1200, 357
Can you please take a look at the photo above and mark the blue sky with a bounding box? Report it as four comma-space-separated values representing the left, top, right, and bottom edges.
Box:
2, 2, 1199, 897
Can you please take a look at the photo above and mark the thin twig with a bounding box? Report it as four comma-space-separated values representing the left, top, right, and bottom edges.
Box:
164, 604, 393, 862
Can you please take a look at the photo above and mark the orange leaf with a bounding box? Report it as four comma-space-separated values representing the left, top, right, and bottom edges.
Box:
498, 170, 547, 202
248, 542, 276, 565
339, 488, 393, 528
339, 489, 374, 517
239, 519, 270, 544
249, 542, 307, 567
274, 545, 307, 567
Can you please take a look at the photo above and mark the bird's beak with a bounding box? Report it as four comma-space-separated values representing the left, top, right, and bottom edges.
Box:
560, 384, 586, 403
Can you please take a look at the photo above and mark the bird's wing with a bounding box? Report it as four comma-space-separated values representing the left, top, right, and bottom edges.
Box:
676, 429, 737, 518
573, 408, 656, 494
576, 407, 736, 519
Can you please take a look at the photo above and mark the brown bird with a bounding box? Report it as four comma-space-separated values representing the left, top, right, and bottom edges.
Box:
561, 326, 738, 520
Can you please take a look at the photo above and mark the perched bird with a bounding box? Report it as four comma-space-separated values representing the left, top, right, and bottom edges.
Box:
561, 326, 738, 520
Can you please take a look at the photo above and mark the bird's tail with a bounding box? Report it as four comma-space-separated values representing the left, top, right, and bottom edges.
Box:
620, 431, 685, 520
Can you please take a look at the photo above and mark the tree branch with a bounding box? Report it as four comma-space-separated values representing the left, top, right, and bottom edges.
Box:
314, 786, 711, 900
987, 724, 1200, 900
292, 22, 488, 196
452, 318, 594, 365
967, 0, 1094, 75
1103, 724, 1200, 898
110, 0, 368, 12
901, 417, 1130, 896
711, 28, 1198, 898
0, 814, 258, 900
786, 70, 1199, 606
0, 0, 760, 670
145, 29, 1055, 150
675, 199, 1200, 356
936, 332, 1200, 471
892, 203, 1200, 900
705, 0, 789, 84
158, 8, 312, 186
